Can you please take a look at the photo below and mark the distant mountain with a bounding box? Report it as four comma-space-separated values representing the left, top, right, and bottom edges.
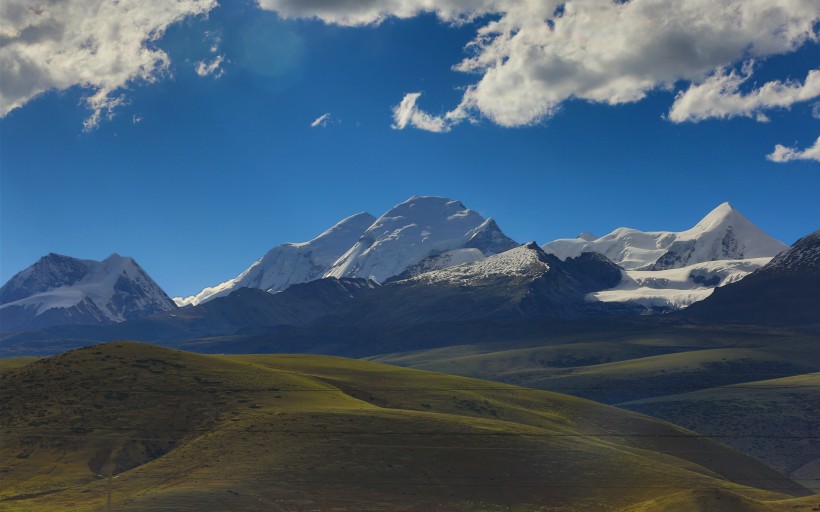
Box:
325, 196, 518, 282
542, 202, 786, 270
543, 203, 788, 311
178, 196, 518, 306
157, 277, 378, 339
681, 230, 820, 324
175, 212, 377, 306
0, 253, 175, 333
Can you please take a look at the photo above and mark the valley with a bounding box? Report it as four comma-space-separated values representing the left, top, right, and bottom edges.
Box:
1, 343, 817, 511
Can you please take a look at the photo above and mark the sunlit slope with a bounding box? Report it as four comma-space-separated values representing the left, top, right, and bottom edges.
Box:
0, 356, 38, 373
621, 373, 820, 492
0, 343, 814, 512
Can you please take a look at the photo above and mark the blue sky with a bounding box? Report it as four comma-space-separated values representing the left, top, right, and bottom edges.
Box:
1, 0, 818, 298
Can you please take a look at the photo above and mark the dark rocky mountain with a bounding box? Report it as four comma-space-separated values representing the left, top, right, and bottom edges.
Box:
166, 277, 379, 336
681, 230, 820, 324
324, 243, 625, 327
0, 277, 379, 352
0, 253, 176, 333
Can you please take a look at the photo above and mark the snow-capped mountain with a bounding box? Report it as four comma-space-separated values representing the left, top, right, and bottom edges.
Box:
175, 212, 377, 306
409, 242, 553, 287
0, 253, 176, 332
327, 243, 623, 326
325, 196, 518, 282
542, 202, 787, 270
543, 203, 788, 311
178, 196, 518, 306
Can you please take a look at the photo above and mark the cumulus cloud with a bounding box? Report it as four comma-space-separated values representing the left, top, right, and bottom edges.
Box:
195, 55, 225, 78
310, 112, 333, 127
258, 0, 820, 131
767, 136, 820, 163
669, 64, 820, 122
0, 0, 216, 128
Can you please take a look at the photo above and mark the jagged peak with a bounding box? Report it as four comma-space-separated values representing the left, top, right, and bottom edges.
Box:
383, 195, 469, 217
40, 252, 77, 263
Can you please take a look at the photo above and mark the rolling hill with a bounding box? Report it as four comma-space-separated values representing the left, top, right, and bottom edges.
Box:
621, 373, 820, 492
1, 342, 815, 511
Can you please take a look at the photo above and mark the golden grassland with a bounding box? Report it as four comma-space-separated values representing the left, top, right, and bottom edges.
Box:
0, 342, 817, 511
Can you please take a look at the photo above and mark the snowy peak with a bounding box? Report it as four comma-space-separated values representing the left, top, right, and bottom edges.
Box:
325, 196, 517, 283
542, 202, 787, 271
0, 253, 92, 304
687, 201, 736, 232
0, 253, 176, 332
294, 212, 377, 252
175, 211, 377, 307
465, 218, 520, 255
652, 203, 787, 270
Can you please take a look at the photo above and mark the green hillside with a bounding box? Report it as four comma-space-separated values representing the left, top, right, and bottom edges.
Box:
0, 342, 815, 511
622, 373, 820, 492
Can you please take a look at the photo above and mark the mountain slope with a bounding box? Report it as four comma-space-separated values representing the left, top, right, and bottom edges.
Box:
0, 342, 811, 511
681, 230, 820, 324
324, 243, 624, 327
175, 211, 376, 306
621, 373, 820, 492
325, 196, 518, 282
0, 253, 175, 333
542, 202, 786, 270
155, 277, 378, 339
588, 257, 772, 311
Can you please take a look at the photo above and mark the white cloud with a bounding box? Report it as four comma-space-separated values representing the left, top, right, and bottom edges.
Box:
310, 112, 333, 127
391, 92, 458, 133
0, 0, 216, 128
668, 64, 820, 123
195, 55, 225, 78
767, 136, 820, 163
258, 0, 820, 129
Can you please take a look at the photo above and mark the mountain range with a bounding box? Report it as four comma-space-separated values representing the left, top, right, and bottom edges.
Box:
175, 196, 517, 306
1, 196, 813, 344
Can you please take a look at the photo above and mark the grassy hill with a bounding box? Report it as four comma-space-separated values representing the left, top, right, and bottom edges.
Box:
0, 342, 815, 511
369, 327, 820, 403
621, 373, 820, 492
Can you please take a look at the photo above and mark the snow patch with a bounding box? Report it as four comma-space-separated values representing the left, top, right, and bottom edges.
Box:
587, 257, 772, 309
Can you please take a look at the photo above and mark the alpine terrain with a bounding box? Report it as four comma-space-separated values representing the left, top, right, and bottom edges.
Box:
0, 253, 176, 333
543, 202, 788, 311
176, 196, 518, 306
